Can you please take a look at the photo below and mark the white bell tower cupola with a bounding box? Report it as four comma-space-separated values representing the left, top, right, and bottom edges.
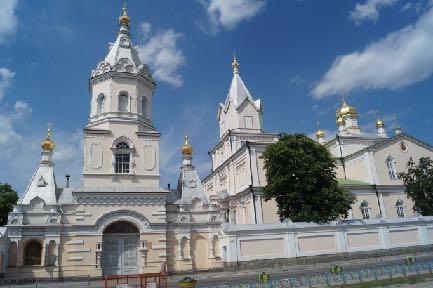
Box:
82, 2, 161, 189
88, 1, 155, 129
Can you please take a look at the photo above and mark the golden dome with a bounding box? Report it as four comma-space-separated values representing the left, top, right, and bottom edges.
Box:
376, 118, 385, 129
336, 116, 346, 126
119, 1, 130, 26
336, 99, 357, 119
182, 136, 193, 156
41, 125, 55, 150
316, 129, 325, 139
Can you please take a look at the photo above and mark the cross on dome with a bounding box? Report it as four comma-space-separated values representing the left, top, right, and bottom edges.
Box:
232, 56, 240, 75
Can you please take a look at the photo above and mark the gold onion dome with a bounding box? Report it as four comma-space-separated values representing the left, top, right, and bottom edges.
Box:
336, 99, 357, 119
182, 136, 193, 156
119, 1, 130, 26
41, 125, 55, 150
376, 118, 385, 129
336, 116, 346, 126
316, 129, 325, 139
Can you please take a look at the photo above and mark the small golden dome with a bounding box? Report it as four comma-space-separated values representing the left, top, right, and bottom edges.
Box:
316, 129, 325, 139
336, 116, 346, 126
182, 136, 193, 156
376, 118, 385, 129
41, 125, 55, 150
336, 99, 357, 119
119, 1, 130, 26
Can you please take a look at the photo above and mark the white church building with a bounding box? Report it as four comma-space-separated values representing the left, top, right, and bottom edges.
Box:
1, 3, 433, 279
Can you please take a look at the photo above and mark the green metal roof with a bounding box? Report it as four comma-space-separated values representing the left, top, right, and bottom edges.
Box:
337, 178, 370, 186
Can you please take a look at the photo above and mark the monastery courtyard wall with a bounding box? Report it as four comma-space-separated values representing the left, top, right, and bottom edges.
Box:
220, 216, 433, 270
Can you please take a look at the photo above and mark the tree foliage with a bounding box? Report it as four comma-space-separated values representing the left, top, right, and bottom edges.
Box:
0, 182, 18, 226
262, 133, 355, 223
398, 157, 433, 216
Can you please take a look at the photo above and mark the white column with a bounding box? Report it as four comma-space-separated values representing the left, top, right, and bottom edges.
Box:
249, 198, 257, 224
287, 232, 297, 258
418, 218, 429, 245
379, 220, 391, 249
379, 193, 387, 219
177, 238, 183, 261
336, 228, 348, 253
255, 195, 263, 224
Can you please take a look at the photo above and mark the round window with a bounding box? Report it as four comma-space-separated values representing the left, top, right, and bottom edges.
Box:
400, 141, 408, 152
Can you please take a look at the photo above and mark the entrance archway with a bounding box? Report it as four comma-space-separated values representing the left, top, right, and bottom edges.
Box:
102, 221, 140, 276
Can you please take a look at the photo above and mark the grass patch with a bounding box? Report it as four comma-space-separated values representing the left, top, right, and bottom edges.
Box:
332, 273, 433, 287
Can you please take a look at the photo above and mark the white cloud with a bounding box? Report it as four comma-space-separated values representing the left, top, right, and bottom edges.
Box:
0, 68, 14, 101
202, 0, 266, 31
0, 0, 18, 44
0, 68, 22, 148
159, 102, 212, 186
349, 0, 397, 25
401, 2, 413, 12
138, 23, 186, 88
312, 6, 433, 98
0, 68, 82, 193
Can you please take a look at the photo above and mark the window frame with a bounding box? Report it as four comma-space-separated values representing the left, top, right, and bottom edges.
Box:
118, 93, 129, 112
96, 94, 105, 114
396, 200, 405, 218
360, 201, 371, 220
244, 116, 253, 129
386, 156, 397, 180
114, 141, 131, 174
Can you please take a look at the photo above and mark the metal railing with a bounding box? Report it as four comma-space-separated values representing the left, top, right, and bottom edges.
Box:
201, 260, 433, 288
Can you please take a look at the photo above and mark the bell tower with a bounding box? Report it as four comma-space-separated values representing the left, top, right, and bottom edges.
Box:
82, 3, 160, 188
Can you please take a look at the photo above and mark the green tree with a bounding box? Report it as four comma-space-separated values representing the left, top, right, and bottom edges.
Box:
398, 157, 433, 216
262, 133, 355, 223
0, 183, 18, 226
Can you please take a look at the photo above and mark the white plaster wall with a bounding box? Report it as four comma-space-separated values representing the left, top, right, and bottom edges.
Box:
220, 217, 433, 263
373, 138, 433, 186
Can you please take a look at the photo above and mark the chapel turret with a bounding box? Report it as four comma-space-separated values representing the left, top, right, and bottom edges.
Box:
217, 57, 264, 138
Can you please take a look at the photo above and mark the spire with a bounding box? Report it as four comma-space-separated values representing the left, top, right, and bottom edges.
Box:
232, 56, 240, 75
21, 124, 58, 205
176, 136, 209, 205
119, 0, 130, 28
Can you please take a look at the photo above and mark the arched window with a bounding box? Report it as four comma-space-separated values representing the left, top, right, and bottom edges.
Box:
115, 142, 130, 174
386, 156, 397, 179
396, 200, 405, 218
360, 201, 371, 220
96, 94, 105, 114
118, 93, 128, 112
141, 97, 147, 118
24, 241, 42, 265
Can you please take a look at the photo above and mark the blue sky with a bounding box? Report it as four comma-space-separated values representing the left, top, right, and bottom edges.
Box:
1, 0, 433, 194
